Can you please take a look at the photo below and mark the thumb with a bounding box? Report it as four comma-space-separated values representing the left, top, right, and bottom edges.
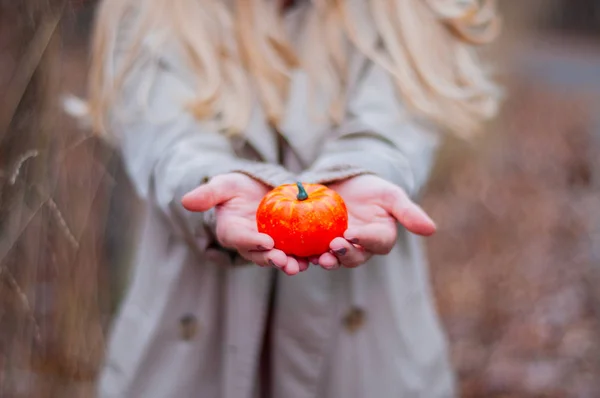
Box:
181, 175, 236, 212
386, 188, 437, 236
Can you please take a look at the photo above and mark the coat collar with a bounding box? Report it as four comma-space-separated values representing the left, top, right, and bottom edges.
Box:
243, 70, 328, 168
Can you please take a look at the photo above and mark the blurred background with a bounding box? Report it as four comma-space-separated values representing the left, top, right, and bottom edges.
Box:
1, 1, 600, 397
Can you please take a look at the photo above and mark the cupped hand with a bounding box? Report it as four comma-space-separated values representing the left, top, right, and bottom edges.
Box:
313, 174, 436, 270
181, 173, 308, 275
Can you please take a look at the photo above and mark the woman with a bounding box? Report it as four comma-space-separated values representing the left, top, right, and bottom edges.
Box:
85, 0, 501, 396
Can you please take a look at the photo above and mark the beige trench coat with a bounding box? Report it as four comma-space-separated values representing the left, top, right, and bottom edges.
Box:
97, 4, 455, 398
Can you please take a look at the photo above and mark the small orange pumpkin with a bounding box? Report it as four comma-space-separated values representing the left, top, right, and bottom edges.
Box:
256, 182, 348, 258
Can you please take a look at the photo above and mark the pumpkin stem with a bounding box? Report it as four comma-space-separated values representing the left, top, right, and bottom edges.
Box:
296, 182, 308, 201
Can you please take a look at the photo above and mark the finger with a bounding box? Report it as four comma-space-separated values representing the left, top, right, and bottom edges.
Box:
282, 257, 301, 276
181, 175, 237, 212
344, 223, 397, 255
241, 248, 287, 268
297, 257, 310, 273
318, 251, 340, 270
384, 188, 437, 236
392, 202, 437, 236
218, 224, 274, 252
329, 237, 371, 268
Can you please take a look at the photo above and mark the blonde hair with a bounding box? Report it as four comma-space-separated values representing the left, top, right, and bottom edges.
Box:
87, 0, 501, 137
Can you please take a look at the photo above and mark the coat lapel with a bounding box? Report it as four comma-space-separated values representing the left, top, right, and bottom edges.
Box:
243, 102, 280, 164
243, 72, 326, 168
277, 71, 329, 168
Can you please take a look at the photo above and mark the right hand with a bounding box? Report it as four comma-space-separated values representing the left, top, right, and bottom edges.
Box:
314, 174, 436, 270
181, 173, 308, 275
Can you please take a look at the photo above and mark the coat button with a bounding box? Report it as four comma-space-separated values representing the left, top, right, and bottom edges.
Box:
342, 307, 366, 333
179, 313, 199, 341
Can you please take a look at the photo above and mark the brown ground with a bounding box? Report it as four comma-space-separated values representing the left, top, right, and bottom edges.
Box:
423, 42, 600, 397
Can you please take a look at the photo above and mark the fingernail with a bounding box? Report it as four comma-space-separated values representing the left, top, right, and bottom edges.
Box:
268, 259, 280, 269
335, 248, 347, 256
257, 245, 267, 251
348, 238, 359, 244
324, 262, 340, 271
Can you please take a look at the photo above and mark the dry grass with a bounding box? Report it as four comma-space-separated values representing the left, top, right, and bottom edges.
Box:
0, 2, 120, 397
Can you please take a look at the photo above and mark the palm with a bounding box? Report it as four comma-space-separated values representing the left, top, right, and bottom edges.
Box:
345, 187, 394, 225
214, 181, 269, 247
329, 176, 398, 248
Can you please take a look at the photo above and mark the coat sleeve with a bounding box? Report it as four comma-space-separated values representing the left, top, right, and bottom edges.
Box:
109, 40, 295, 253
298, 59, 441, 200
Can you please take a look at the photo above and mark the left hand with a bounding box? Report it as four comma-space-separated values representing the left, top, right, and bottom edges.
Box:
311, 174, 436, 270
181, 173, 309, 275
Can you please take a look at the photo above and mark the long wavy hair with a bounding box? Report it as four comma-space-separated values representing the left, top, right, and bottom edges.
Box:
85, 0, 501, 137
